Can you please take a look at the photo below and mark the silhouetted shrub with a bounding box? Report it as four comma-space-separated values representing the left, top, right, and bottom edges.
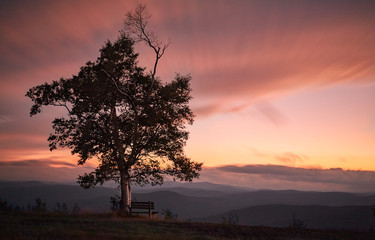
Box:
53, 202, 68, 214
0, 198, 22, 213
110, 195, 121, 212
161, 208, 177, 220
32, 198, 47, 213
71, 203, 80, 215
0, 198, 12, 213
289, 213, 307, 229
222, 213, 239, 225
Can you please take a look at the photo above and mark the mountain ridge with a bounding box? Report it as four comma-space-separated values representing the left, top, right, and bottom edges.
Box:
1, 180, 374, 230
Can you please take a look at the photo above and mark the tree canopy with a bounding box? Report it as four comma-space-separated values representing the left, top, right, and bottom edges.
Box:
26, 27, 202, 214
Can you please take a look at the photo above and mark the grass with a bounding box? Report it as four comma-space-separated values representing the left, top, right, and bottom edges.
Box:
1, 212, 374, 240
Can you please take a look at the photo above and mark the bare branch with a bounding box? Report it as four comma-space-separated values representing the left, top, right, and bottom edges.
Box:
124, 4, 169, 81
101, 68, 129, 97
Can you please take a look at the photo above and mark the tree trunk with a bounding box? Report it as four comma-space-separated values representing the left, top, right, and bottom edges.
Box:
120, 170, 131, 216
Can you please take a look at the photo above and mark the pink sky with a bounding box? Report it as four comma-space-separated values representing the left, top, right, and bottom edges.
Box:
1, 0, 375, 191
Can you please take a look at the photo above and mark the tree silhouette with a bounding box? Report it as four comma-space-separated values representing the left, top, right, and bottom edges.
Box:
32, 198, 47, 213
26, 5, 202, 215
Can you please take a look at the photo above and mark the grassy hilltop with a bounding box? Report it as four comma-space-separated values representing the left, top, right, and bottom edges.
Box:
1, 213, 374, 240
1, 181, 375, 239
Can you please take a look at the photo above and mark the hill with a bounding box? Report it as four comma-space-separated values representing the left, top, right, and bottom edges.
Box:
2, 181, 374, 215
1, 181, 374, 230
133, 189, 375, 220
0, 181, 117, 212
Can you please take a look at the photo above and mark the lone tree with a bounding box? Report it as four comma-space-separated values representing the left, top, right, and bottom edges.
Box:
26, 5, 202, 215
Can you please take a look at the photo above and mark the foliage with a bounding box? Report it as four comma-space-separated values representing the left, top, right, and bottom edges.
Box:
289, 213, 307, 229
222, 212, 239, 225
26, 5, 202, 214
71, 203, 80, 215
1, 197, 81, 215
110, 195, 121, 212
32, 198, 48, 213
0, 198, 22, 213
53, 202, 68, 214
0, 198, 11, 213
161, 208, 178, 220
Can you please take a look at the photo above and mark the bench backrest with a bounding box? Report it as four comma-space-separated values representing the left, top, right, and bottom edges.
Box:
131, 201, 155, 210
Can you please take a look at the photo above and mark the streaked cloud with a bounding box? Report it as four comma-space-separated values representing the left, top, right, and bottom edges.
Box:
0, 159, 76, 167
275, 152, 307, 164
152, 0, 375, 115
0, 115, 12, 125
2, 0, 375, 111
200, 164, 375, 192
0, 158, 95, 182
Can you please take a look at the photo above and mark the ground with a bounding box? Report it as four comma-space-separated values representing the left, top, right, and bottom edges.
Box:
1, 213, 374, 240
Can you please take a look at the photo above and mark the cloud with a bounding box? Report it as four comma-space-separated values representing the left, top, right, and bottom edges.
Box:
0, 1, 126, 82
0, 115, 11, 125
0, 159, 75, 167
154, 0, 375, 116
275, 152, 307, 164
201, 164, 375, 192
0, 158, 95, 182
253, 102, 288, 126
2, 0, 375, 116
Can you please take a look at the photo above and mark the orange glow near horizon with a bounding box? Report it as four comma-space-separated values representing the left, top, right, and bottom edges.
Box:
185, 83, 375, 171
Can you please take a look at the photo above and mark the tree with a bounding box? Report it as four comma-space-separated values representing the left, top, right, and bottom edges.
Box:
26, 5, 202, 215
32, 198, 47, 213
71, 203, 80, 215
53, 202, 68, 214
289, 214, 307, 229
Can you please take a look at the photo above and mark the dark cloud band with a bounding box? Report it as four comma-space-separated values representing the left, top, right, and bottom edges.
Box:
203, 164, 375, 192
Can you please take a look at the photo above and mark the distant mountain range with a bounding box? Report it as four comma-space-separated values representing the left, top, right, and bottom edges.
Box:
1, 181, 374, 230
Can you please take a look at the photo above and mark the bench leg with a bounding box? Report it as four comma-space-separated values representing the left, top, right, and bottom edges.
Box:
148, 201, 152, 218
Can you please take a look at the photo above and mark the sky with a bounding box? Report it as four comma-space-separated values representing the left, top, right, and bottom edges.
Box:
1, 0, 375, 192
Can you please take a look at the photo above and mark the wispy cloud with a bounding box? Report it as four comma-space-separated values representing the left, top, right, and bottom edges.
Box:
2, 0, 375, 117
253, 102, 288, 126
0, 115, 11, 125
155, 0, 375, 116
0, 159, 76, 167
0, 158, 95, 182
201, 164, 375, 192
275, 152, 307, 164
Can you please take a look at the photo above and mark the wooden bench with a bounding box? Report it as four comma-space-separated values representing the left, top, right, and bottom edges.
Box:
130, 201, 158, 218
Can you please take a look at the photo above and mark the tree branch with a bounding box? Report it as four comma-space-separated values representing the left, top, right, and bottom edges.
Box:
101, 68, 129, 98
52, 102, 72, 114
124, 4, 170, 81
